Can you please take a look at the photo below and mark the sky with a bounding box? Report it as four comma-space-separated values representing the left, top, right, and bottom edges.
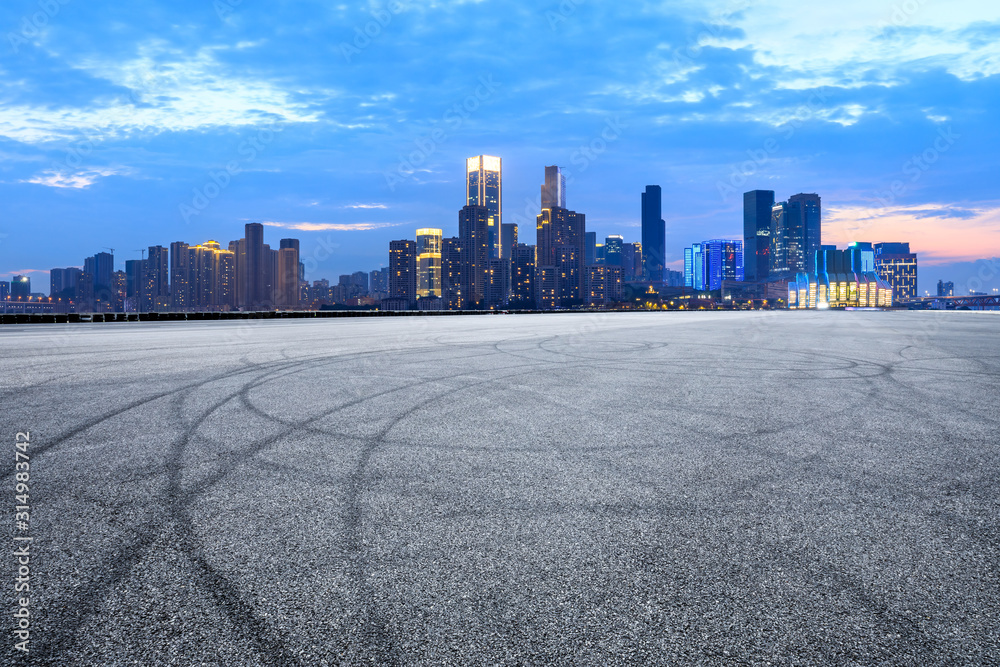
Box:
1, 0, 999, 296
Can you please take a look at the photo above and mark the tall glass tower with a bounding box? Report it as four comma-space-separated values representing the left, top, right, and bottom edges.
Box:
466, 155, 502, 259
416, 228, 443, 298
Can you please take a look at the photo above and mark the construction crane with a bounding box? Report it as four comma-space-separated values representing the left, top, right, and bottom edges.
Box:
104, 247, 115, 255
134, 249, 147, 260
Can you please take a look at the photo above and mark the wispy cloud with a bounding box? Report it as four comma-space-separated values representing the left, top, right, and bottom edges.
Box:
262, 221, 407, 232
345, 203, 388, 209
21, 168, 130, 189
825, 203, 1000, 264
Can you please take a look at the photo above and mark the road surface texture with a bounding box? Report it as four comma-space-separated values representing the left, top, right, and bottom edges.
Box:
2, 311, 998, 666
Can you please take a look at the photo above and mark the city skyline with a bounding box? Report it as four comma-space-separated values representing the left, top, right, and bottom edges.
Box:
1, 2, 998, 297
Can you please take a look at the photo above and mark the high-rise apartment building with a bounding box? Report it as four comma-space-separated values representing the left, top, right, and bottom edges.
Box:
743, 190, 775, 281
536, 167, 586, 308
442, 237, 464, 310
937, 280, 954, 297
511, 243, 536, 307
245, 222, 266, 308
466, 155, 502, 259
389, 239, 417, 306
11, 275, 31, 299
416, 228, 443, 299
143, 246, 169, 311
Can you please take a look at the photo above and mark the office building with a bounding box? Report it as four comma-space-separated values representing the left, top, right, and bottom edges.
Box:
874, 242, 918, 301
604, 235, 624, 268
244, 222, 266, 308
389, 239, 417, 306
500, 223, 518, 261
641, 185, 665, 282
541, 165, 566, 210
743, 190, 775, 282
771, 193, 822, 278
622, 242, 642, 281
459, 205, 491, 308
938, 280, 955, 297
466, 155, 502, 258
416, 228, 443, 299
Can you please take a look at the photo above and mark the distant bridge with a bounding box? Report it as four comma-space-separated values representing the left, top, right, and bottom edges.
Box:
903, 295, 1000, 310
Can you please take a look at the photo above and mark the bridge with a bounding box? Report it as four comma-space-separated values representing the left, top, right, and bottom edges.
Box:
903, 294, 1000, 310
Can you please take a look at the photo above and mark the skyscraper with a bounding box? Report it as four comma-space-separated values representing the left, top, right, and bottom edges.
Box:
416, 228, 443, 299
500, 223, 518, 260
459, 205, 491, 308
511, 243, 536, 307
789, 193, 822, 265
442, 237, 464, 310
170, 242, 192, 309
874, 242, 918, 301
641, 185, 665, 282
743, 190, 775, 282
703, 239, 744, 290
466, 155, 502, 259
937, 280, 954, 297
144, 246, 169, 311
277, 239, 301, 308
604, 235, 624, 268
389, 239, 417, 306
585, 231, 597, 267
541, 166, 566, 210
536, 205, 586, 307
245, 222, 266, 308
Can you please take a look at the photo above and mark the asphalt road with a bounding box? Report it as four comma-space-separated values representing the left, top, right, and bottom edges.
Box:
2, 311, 998, 666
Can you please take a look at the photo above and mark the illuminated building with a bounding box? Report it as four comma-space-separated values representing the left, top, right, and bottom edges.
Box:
389, 239, 417, 306
771, 193, 822, 278
486, 258, 510, 308
0, 281, 8, 301
684, 247, 693, 287
938, 280, 954, 297
604, 235, 624, 267
500, 223, 518, 260
11, 275, 31, 299
789, 245, 893, 309
641, 185, 665, 282
586, 265, 622, 305
143, 246, 169, 312
442, 237, 464, 310
466, 155, 502, 259
511, 243, 536, 307
460, 205, 491, 307
416, 228, 443, 299
275, 242, 299, 308
743, 190, 774, 281
621, 242, 642, 281
535, 171, 586, 308
170, 242, 192, 309
874, 242, 918, 301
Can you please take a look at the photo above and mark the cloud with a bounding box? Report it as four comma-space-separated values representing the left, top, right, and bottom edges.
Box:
824, 203, 1000, 264
20, 167, 130, 189
0, 40, 322, 143
345, 203, 388, 209
262, 221, 407, 232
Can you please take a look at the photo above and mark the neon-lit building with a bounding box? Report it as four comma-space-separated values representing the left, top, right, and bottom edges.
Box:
874, 242, 918, 301
416, 228, 443, 299
789, 245, 893, 309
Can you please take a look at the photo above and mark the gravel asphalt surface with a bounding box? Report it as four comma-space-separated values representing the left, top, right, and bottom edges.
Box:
2, 310, 998, 665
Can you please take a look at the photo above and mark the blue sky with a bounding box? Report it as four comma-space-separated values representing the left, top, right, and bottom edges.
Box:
2, 0, 999, 295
